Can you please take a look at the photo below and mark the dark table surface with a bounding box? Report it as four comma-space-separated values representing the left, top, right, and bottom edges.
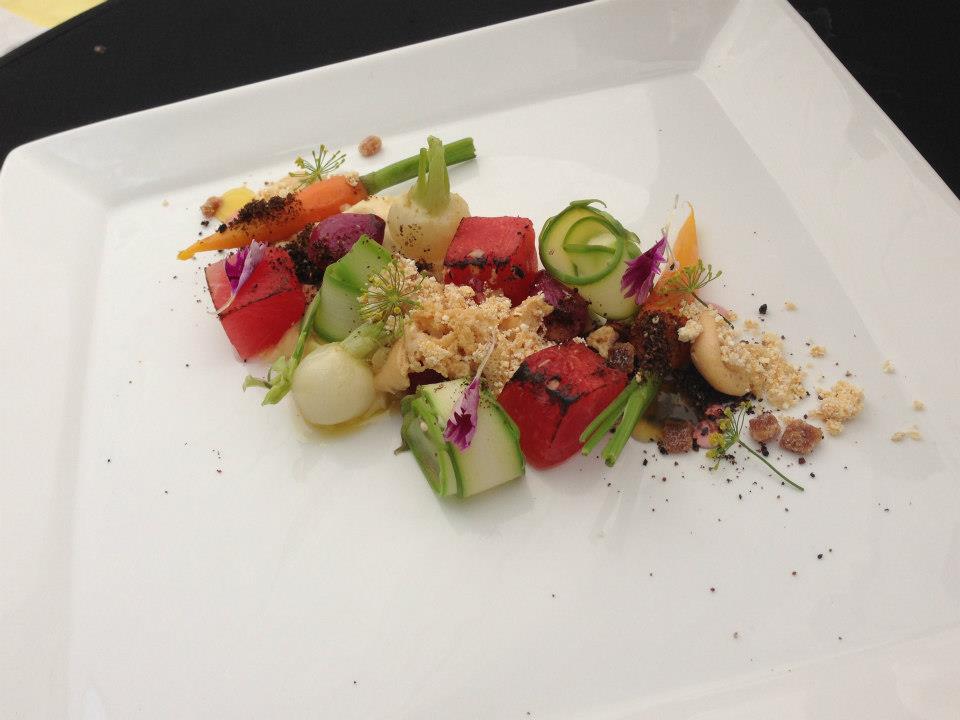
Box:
1, 0, 957, 196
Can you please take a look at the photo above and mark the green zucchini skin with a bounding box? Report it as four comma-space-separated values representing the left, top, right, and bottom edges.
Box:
538, 199, 641, 320
312, 236, 392, 341
401, 380, 524, 498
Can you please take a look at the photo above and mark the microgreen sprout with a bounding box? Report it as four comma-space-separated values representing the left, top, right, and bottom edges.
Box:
706, 402, 804, 492
289, 145, 347, 189
243, 290, 323, 405
359, 258, 423, 337
660, 259, 732, 326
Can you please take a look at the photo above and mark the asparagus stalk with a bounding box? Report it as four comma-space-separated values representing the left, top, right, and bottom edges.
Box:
359, 137, 476, 196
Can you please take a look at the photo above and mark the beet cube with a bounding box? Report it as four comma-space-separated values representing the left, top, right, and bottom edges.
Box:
205, 247, 305, 360
443, 216, 537, 305
497, 343, 628, 468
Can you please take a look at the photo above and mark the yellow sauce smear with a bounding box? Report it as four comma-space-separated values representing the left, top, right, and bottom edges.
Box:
215, 186, 256, 223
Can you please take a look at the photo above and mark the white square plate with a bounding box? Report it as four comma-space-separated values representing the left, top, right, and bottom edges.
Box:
3, 1, 960, 717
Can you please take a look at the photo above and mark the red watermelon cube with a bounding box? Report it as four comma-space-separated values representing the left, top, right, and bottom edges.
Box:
443, 216, 537, 305
204, 247, 305, 360
497, 343, 628, 468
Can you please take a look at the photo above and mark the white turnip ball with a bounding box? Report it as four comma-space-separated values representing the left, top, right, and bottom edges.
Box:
292, 344, 376, 426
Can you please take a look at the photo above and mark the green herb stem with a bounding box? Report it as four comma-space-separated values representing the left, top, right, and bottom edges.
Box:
601, 374, 661, 467
580, 382, 636, 450
242, 290, 323, 405
581, 392, 632, 456
410, 136, 450, 213
293, 291, 323, 361
692, 293, 734, 328
341, 321, 384, 359
358, 137, 476, 196
602, 390, 643, 466
738, 441, 805, 492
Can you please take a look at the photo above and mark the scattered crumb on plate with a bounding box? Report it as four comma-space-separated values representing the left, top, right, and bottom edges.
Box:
784, 301, 797, 311
913, 399, 925, 411
882, 359, 895, 373
810, 344, 827, 358
891, 427, 922, 442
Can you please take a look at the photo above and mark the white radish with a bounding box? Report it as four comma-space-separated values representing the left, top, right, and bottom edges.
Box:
385, 192, 469, 276
382, 136, 469, 277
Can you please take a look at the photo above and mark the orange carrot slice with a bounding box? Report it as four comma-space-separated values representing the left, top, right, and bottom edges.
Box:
177, 175, 367, 260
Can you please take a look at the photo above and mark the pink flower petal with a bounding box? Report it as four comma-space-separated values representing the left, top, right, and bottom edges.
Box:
621, 235, 668, 305
443, 376, 481, 450
442, 339, 496, 451
217, 240, 267, 314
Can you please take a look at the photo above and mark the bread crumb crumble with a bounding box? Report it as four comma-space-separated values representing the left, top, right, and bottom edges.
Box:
784, 301, 797, 311
812, 380, 864, 435
810, 345, 827, 358
882, 359, 895, 374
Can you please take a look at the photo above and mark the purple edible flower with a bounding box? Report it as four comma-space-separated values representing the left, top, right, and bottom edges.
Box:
621, 235, 668, 304
443, 376, 481, 450
217, 239, 266, 314
442, 340, 496, 451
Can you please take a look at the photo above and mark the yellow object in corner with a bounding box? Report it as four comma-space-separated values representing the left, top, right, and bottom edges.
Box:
1, 0, 103, 28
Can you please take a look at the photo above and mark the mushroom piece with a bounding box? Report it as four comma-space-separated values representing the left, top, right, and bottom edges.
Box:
690, 309, 750, 396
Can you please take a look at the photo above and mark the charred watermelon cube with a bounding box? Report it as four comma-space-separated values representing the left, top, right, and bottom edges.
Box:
443, 216, 537, 305
497, 343, 628, 468
204, 247, 305, 360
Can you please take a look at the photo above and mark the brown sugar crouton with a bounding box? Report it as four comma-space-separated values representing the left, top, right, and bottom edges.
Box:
748, 412, 781, 443
358, 135, 382, 157
661, 419, 694, 454
200, 195, 222, 218
779, 418, 823, 454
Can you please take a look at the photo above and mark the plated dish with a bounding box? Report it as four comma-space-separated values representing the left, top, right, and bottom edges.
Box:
183, 134, 865, 500
3, 1, 958, 717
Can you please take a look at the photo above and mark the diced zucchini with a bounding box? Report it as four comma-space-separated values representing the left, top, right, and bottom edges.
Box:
563, 217, 622, 282
400, 395, 459, 496
312, 236, 392, 342
538, 199, 644, 320
335, 235, 392, 288
401, 380, 524, 498
313, 265, 362, 341
539, 201, 623, 285
576, 238, 642, 320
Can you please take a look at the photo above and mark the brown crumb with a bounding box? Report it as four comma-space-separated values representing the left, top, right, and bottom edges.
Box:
358, 135, 382, 157
661, 419, 694, 454
200, 195, 222, 218
779, 418, 823, 454
748, 412, 781, 443
809, 345, 827, 358
232, 193, 302, 226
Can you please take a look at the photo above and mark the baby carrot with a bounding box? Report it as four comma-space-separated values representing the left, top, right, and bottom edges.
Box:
177, 137, 476, 260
